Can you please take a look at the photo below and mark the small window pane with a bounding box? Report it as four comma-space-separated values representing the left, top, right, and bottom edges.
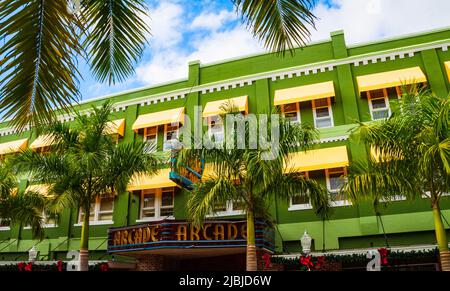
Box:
100, 197, 114, 212
314, 98, 329, 108
142, 209, 156, 218
370, 89, 386, 99
143, 193, 156, 209
161, 190, 174, 207
0, 219, 10, 227
283, 103, 298, 113
316, 118, 332, 128
292, 195, 310, 206
372, 109, 390, 120
214, 203, 227, 212
232, 200, 245, 211
315, 107, 330, 118
99, 213, 113, 221
371, 98, 388, 109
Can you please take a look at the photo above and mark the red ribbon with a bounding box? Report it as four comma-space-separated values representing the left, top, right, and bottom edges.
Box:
100, 263, 109, 272
57, 260, 63, 272
17, 262, 25, 272
262, 253, 271, 269
24, 262, 33, 272
378, 248, 390, 266
300, 256, 314, 268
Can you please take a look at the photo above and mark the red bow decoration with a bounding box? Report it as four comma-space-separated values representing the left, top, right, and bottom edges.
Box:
57, 260, 63, 272
262, 253, 271, 269
300, 256, 314, 269
315, 256, 326, 270
100, 263, 109, 272
17, 262, 26, 272
378, 248, 390, 266
24, 262, 33, 272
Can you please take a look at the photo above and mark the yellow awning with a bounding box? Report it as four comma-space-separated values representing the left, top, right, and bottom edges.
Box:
274, 81, 335, 106
445, 62, 450, 82
30, 135, 56, 150
105, 119, 126, 136
127, 168, 177, 191
0, 139, 28, 155
285, 146, 349, 173
203, 96, 248, 118
132, 108, 185, 132
357, 67, 427, 92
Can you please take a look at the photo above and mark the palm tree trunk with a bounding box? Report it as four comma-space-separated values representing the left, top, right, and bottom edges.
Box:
246, 207, 258, 271
432, 203, 450, 271
79, 210, 90, 272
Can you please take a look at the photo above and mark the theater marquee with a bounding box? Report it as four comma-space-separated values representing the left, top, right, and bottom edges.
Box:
108, 220, 274, 254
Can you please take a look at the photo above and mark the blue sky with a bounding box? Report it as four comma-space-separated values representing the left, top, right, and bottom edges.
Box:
78, 0, 450, 101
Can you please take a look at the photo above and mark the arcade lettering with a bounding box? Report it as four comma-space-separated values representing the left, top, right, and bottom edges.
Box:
111, 221, 247, 247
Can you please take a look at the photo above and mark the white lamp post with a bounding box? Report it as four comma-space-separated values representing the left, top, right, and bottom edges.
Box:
301, 230, 312, 255
28, 246, 38, 262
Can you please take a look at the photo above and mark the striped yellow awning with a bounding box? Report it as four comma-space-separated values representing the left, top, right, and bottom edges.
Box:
26, 184, 52, 197
274, 81, 335, 106
357, 67, 427, 92
132, 108, 185, 132
445, 61, 450, 82
127, 168, 177, 191
203, 96, 248, 118
105, 119, 126, 136
285, 146, 349, 173
0, 139, 28, 155
30, 135, 56, 150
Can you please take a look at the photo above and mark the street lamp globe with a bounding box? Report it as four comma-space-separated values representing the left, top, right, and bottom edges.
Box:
301, 230, 312, 255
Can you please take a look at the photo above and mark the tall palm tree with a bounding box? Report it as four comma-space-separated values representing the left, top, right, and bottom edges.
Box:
0, 0, 317, 129
12, 102, 162, 271
343, 89, 450, 271
177, 112, 331, 271
0, 163, 46, 238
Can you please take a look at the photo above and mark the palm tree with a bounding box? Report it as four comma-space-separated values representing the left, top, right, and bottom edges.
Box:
0, 0, 317, 129
177, 111, 331, 271
343, 88, 450, 271
0, 162, 46, 238
12, 102, 162, 271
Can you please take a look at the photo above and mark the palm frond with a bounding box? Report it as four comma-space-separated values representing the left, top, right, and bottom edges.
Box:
233, 0, 317, 54
0, 0, 82, 130
82, 0, 150, 84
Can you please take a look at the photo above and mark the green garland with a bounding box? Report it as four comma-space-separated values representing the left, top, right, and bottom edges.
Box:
0, 261, 110, 272
271, 248, 439, 270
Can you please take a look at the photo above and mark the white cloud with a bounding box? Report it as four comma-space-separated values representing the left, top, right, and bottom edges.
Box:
135, 0, 450, 86
311, 0, 450, 44
190, 10, 237, 31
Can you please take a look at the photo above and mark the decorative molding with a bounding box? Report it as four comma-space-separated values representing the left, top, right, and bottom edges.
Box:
1, 39, 449, 137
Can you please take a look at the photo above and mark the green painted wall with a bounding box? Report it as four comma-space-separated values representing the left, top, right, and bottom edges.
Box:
1, 27, 450, 260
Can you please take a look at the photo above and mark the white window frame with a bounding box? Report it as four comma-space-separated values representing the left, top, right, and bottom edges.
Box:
0, 219, 10, 231
207, 115, 225, 144
76, 196, 115, 226
143, 126, 158, 153
289, 172, 313, 211
312, 98, 334, 129
281, 103, 301, 124
24, 211, 58, 229
379, 195, 407, 202
163, 123, 180, 152
207, 200, 245, 218
326, 168, 352, 207
367, 89, 392, 121
137, 188, 175, 222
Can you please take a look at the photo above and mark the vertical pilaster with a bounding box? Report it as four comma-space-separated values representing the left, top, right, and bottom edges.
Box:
331, 31, 361, 124
421, 49, 448, 97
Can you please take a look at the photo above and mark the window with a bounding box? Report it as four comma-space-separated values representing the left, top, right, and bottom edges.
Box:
0, 219, 10, 230
312, 98, 334, 128
43, 211, 57, 228
139, 188, 175, 221
78, 196, 114, 225
164, 124, 179, 151
281, 103, 301, 124
326, 168, 351, 207
207, 115, 225, 143
143, 127, 158, 153
209, 200, 245, 217
367, 89, 391, 121
289, 173, 313, 211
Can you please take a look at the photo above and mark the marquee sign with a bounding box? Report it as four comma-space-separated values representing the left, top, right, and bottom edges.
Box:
107, 220, 274, 254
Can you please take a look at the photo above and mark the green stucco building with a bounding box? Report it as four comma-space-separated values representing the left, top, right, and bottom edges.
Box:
1, 27, 450, 271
